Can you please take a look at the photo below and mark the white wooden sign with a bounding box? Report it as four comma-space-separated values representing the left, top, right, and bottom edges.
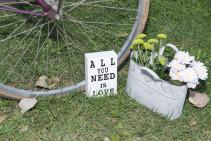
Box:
85, 51, 117, 97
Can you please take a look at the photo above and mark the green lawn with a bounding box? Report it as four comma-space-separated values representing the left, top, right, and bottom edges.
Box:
0, 0, 211, 140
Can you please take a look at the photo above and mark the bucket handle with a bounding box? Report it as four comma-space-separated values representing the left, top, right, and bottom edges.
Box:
130, 43, 179, 80
159, 43, 179, 56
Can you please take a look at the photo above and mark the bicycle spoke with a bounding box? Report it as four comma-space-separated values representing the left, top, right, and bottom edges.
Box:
64, 2, 137, 11
65, 0, 112, 5
0, 19, 46, 65
0, 0, 139, 90
57, 29, 76, 82
0, 13, 17, 18
30, 25, 44, 89
63, 15, 120, 37
61, 19, 132, 26
23, 22, 56, 80
81, 23, 113, 46
63, 15, 113, 46
55, 22, 82, 51
65, 0, 87, 13
2, 23, 44, 83
0, 19, 25, 29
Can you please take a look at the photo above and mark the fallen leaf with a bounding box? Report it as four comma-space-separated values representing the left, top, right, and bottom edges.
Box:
189, 90, 209, 108
49, 77, 60, 84
35, 75, 49, 89
48, 77, 60, 89
118, 32, 128, 38
19, 98, 37, 114
48, 84, 56, 89
0, 113, 7, 124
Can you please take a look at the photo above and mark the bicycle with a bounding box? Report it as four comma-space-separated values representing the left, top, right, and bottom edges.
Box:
0, 0, 150, 99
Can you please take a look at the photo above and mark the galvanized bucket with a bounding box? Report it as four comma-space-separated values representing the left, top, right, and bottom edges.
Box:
126, 59, 187, 120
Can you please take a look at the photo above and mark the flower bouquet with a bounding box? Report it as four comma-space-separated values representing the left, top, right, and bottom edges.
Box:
126, 34, 208, 120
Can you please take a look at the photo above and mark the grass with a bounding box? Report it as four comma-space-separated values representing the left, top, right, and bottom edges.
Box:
0, 0, 211, 140
0, 0, 137, 88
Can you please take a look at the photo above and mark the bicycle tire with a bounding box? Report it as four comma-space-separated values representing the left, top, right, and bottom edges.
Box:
0, 0, 150, 99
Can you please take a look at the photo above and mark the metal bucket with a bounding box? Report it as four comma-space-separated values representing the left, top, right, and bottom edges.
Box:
126, 60, 187, 120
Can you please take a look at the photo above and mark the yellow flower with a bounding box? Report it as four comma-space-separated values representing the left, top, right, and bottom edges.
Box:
156, 33, 167, 39
132, 39, 144, 45
130, 45, 137, 50
136, 34, 147, 39
143, 43, 154, 50
147, 38, 159, 44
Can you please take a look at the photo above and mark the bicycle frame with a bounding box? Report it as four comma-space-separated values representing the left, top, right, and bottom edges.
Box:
0, 0, 57, 18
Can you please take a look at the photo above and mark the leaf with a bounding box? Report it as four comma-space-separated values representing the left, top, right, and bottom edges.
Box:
159, 56, 167, 65
0, 113, 7, 124
189, 90, 209, 108
35, 75, 49, 89
117, 32, 128, 38
48, 77, 60, 89
19, 98, 37, 114
49, 77, 60, 84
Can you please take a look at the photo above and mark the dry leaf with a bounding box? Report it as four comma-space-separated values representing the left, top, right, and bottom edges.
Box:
35, 75, 49, 89
49, 77, 60, 84
189, 90, 209, 108
48, 84, 56, 89
48, 77, 60, 89
0, 113, 7, 124
19, 98, 37, 114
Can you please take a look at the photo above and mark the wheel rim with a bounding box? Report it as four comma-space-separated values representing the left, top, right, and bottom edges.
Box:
0, 0, 150, 98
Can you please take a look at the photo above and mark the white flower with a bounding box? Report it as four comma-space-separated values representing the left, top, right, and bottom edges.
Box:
191, 61, 208, 80
168, 59, 186, 72
174, 51, 195, 64
187, 82, 198, 89
169, 69, 183, 81
180, 68, 198, 83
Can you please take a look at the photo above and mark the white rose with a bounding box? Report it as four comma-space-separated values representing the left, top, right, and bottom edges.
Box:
191, 61, 208, 80
174, 51, 195, 64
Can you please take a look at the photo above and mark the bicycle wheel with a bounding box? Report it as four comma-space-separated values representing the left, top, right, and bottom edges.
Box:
0, 0, 150, 99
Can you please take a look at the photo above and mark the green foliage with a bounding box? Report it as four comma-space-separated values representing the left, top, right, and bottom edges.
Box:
159, 56, 167, 66
0, 0, 210, 141
130, 33, 171, 80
